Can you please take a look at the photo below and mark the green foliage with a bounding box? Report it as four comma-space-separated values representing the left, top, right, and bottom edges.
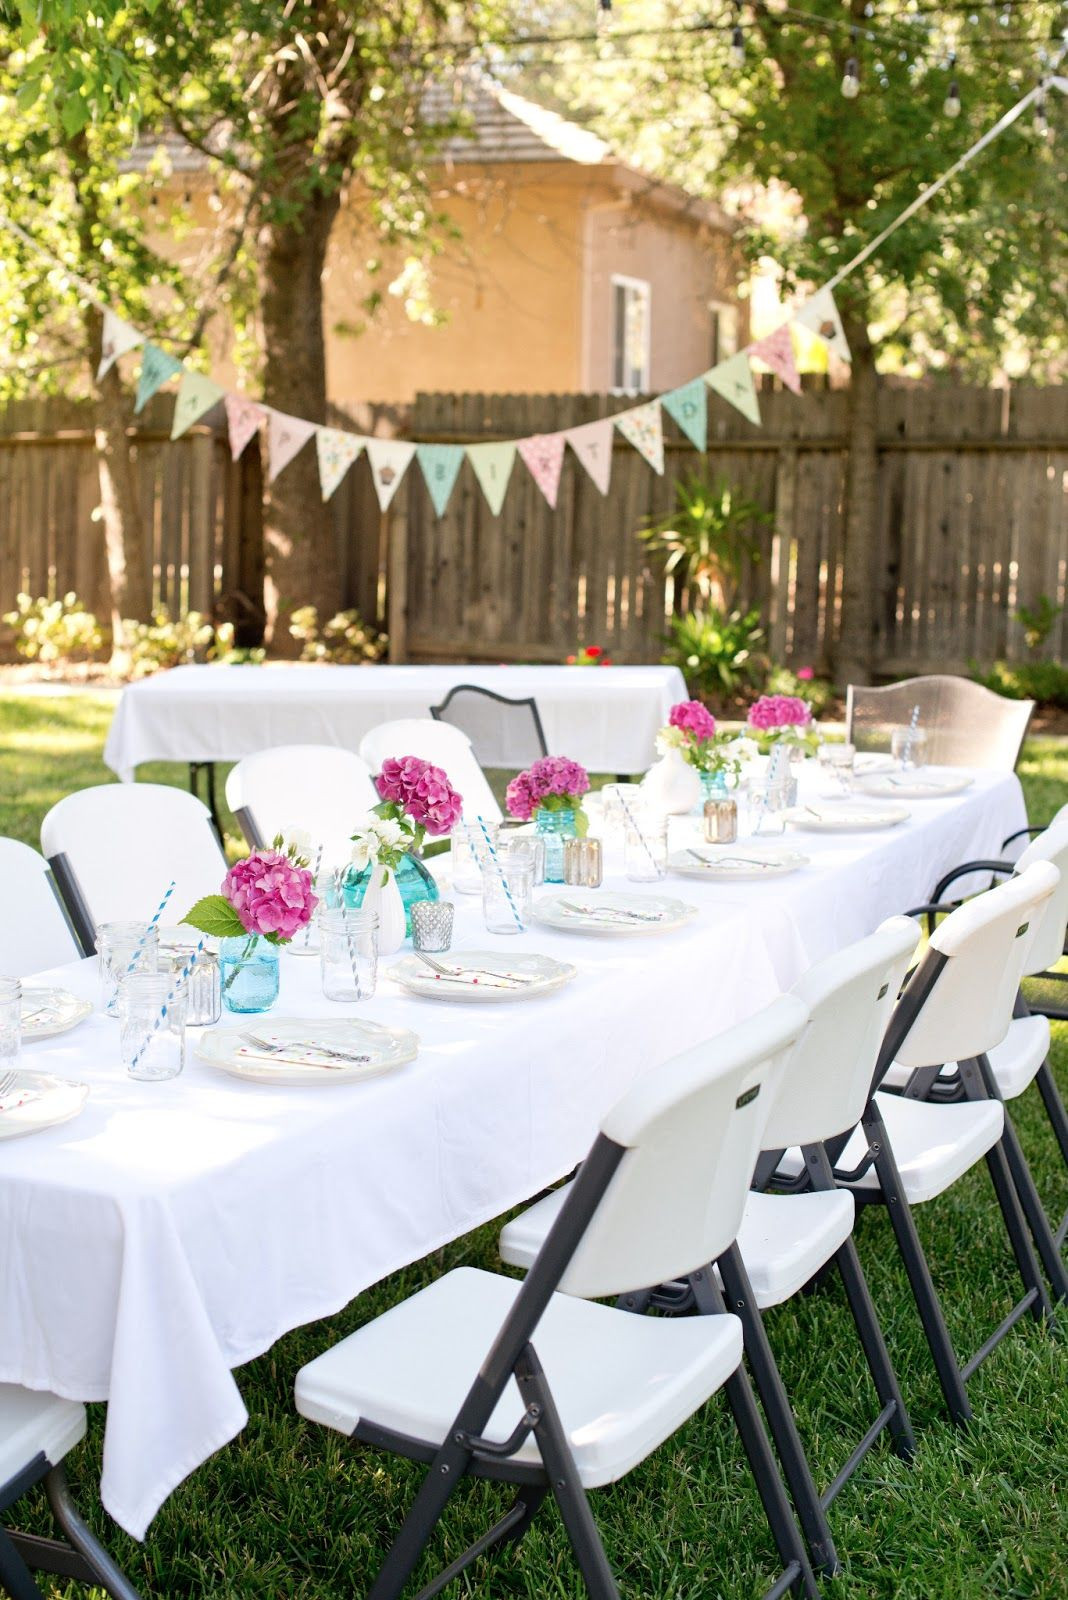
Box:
2, 591, 103, 662
181, 894, 246, 941
663, 606, 766, 699
971, 659, 1068, 710
640, 473, 767, 610
765, 662, 834, 718
288, 605, 387, 665
121, 607, 215, 675
1016, 596, 1064, 654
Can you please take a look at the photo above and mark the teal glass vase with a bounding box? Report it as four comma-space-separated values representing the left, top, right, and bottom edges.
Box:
343, 851, 440, 938
219, 934, 280, 1014
535, 806, 577, 884
699, 770, 730, 804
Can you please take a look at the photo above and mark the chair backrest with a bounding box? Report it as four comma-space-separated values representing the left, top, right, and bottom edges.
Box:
1014, 806, 1068, 975
41, 784, 228, 951
224, 745, 379, 869
0, 838, 83, 973
431, 684, 548, 770
845, 675, 1033, 771
765, 917, 919, 1148
552, 995, 809, 1300
358, 718, 502, 823
894, 860, 1060, 1069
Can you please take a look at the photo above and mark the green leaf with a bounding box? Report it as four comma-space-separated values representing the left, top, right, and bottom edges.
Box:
60, 92, 89, 137
181, 895, 246, 940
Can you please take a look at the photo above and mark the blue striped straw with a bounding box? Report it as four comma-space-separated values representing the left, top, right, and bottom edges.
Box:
125, 879, 176, 974
902, 703, 921, 765
613, 791, 661, 877
476, 815, 523, 932
302, 844, 324, 947
128, 937, 205, 1075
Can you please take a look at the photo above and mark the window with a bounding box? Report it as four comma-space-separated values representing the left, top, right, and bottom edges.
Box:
611, 275, 651, 394
709, 300, 740, 369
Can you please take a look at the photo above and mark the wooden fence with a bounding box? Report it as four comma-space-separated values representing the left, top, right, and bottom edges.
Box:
1, 383, 1065, 674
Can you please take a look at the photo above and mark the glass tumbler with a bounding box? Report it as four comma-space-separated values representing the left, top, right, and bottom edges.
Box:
825, 743, 856, 796
163, 949, 221, 1026
451, 820, 499, 894
0, 977, 21, 1070
98, 921, 159, 1018
891, 725, 929, 770
624, 814, 668, 882
481, 859, 533, 934
602, 783, 643, 835
319, 908, 379, 1002
752, 780, 792, 837
502, 832, 545, 886
121, 972, 186, 1082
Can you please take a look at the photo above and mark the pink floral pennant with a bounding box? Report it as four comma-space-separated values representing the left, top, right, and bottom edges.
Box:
517, 433, 566, 509
266, 409, 317, 483
224, 394, 268, 461
748, 323, 803, 395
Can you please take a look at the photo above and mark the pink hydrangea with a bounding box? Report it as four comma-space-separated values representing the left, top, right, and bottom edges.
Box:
506, 755, 590, 821
747, 694, 813, 732
376, 755, 463, 836
668, 699, 717, 742
796, 666, 815, 682
222, 850, 317, 941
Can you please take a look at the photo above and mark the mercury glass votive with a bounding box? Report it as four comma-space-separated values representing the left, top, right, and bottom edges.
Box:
703, 796, 738, 845
411, 899, 455, 953
563, 837, 604, 888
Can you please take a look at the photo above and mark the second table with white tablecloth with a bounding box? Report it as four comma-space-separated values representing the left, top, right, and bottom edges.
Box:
0, 768, 1026, 1541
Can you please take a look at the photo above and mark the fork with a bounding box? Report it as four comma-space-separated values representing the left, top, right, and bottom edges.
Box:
240, 1032, 371, 1066
686, 849, 772, 869
0, 1069, 19, 1100
413, 952, 530, 987
560, 900, 663, 923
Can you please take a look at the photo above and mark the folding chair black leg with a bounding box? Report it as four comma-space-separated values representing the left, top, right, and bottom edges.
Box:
1035, 1059, 1068, 1169
709, 1253, 839, 1576
832, 1237, 916, 1460
44, 1466, 143, 1600
366, 1436, 473, 1600
0, 1526, 45, 1600
981, 1138, 1053, 1325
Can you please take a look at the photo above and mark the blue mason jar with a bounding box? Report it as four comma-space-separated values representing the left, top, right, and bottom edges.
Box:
535, 806, 577, 884
699, 770, 730, 806
219, 934, 280, 1014
343, 851, 440, 938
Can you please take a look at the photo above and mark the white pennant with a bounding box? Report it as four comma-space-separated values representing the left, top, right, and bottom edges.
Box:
793, 287, 852, 364
316, 427, 365, 502
96, 310, 144, 381
266, 409, 317, 484
366, 439, 416, 512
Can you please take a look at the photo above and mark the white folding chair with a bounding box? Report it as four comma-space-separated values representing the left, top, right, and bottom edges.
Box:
296, 997, 819, 1600
41, 784, 228, 954
500, 918, 920, 1577
0, 839, 83, 970
224, 745, 379, 869
359, 719, 502, 823
0, 1384, 141, 1600
845, 675, 1033, 771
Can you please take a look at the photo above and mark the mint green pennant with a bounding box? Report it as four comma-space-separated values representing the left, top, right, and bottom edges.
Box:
417, 444, 465, 517
662, 379, 708, 452
134, 344, 184, 414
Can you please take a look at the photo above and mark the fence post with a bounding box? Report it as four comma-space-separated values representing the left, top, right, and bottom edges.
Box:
387, 494, 408, 662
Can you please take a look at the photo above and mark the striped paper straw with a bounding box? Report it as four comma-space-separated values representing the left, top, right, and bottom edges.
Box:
902, 703, 921, 765
125, 879, 176, 974
613, 791, 661, 877
476, 815, 523, 932
302, 845, 324, 947
333, 867, 362, 996
128, 937, 205, 1075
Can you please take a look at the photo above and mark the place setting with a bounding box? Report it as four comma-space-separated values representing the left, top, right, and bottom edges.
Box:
853, 767, 975, 800
194, 1017, 419, 1086
0, 1066, 90, 1141
19, 984, 93, 1040
389, 949, 577, 1002
668, 844, 810, 880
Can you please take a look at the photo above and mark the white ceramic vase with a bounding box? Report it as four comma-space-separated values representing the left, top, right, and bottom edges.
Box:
640, 746, 702, 815
362, 865, 407, 955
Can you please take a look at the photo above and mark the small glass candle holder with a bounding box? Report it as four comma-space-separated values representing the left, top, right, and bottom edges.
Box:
319, 908, 379, 1003
0, 976, 21, 1070
891, 725, 928, 770
704, 795, 738, 845
563, 837, 604, 888
121, 972, 186, 1082
451, 820, 499, 894
411, 899, 455, 953
624, 814, 668, 882
98, 921, 159, 1018
481, 859, 532, 934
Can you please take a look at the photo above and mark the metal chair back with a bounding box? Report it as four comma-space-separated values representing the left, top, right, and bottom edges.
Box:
845, 675, 1033, 771
431, 684, 548, 770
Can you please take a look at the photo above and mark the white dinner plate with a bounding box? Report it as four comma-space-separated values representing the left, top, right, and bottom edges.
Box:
784, 801, 909, 833
196, 1017, 419, 1085
389, 951, 577, 1003
0, 1070, 89, 1140
20, 987, 93, 1040
854, 769, 974, 800
531, 892, 698, 935
669, 846, 809, 881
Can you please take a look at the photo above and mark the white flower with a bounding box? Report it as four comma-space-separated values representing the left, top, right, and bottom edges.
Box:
655, 725, 686, 757
729, 736, 760, 762
279, 825, 313, 857
350, 831, 377, 872
370, 815, 406, 850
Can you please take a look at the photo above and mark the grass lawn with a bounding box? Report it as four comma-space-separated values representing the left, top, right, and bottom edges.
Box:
2, 693, 1067, 1600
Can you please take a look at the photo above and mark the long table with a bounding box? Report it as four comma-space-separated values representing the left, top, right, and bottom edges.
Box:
0, 769, 1025, 1540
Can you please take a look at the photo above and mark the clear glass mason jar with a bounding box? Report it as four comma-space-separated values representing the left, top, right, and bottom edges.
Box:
121, 971, 186, 1082
319, 908, 379, 1002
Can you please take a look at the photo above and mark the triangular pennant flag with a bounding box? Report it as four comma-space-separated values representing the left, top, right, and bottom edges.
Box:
316, 427, 365, 502
467, 441, 517, 516
416, 444, 465, 517
564, 418, 614, 496
661, 379, 708, 453
170, 371, 225, 439
793, 287, 852, 365
704, 352, 761, 426
134, 344, 184, 414
96, 310, 144, 381
366, 438, 416, 512
749, 323, 803, 395
266, 409, 317, 484
224, 393, 267, 461
613, 401, 665, 475
517, 433, 566, 510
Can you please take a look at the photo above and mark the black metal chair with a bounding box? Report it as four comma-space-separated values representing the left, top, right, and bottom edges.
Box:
431, 684, 548, 771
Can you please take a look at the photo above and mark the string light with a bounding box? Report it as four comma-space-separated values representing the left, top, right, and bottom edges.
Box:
943, 52, 961, 117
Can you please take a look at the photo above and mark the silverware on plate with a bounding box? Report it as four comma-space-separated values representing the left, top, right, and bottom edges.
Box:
239, 1032, 371, 1066
412, 952, 532, 987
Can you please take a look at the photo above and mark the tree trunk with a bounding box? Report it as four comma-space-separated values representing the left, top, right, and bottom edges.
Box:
260, 189, 342, 653
834, 314, 879, 689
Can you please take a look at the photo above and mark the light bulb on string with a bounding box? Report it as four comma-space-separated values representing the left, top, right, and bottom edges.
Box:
730, 21, 745, 69
596, 0, 612, 34
943, 56, 960, 118
841, 57, 860, 98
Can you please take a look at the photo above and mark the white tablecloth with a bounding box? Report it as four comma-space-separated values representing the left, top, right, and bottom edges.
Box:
102, 664, 689, 782
0, 769, 1025, 1539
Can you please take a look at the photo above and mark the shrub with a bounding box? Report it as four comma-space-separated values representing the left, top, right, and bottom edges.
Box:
639, 472, 768, 611
765, 663, 834, 717
122, 608, 216, 676
3, 592, 103, 664
1015, 595, 1062, 654
289, 604, 387, 664
971, 659, 1068, 710
662, 607, 766, 699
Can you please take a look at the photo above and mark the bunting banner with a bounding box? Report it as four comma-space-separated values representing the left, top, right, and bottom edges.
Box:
316, 427, 364, 501
267, 410, 317, 484
467, 441, 517, 516
97, 310, 144, 381
134, 344, 184, 414
171, 372, 225, 439
565, 418, 614, 496
366, 438, 416, 512
416, 444, 465, 517
661, 378, 707, 453
749, 324, 803, 396
614, 401, 665, 475
703, 352, 761, 426
517, 433, 566, 510
224, 393, 267, 461
793, 287, 852, 364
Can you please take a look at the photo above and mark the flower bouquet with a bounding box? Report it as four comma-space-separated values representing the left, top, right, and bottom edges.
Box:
347, 755, 463, 949
506, 755, 590, 882
746, 693, 817, 755
566, 644, 612, 666
656, 699, 742, 789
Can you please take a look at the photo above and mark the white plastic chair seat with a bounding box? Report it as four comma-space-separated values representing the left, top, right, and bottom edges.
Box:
880, 1014, 1051, 1100
295, 1265, 743, 1489
0, 1385, 85, 1489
